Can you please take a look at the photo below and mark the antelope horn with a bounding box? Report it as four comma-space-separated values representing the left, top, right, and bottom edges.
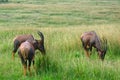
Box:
37, 31, 44, 43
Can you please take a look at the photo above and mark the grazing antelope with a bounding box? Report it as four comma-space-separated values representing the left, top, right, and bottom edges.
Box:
18, 31, 46, 76
81, 31, 107, 61
12, 34, 34, 60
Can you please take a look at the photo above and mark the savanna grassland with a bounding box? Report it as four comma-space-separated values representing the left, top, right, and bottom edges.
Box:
0, 0, 120, 80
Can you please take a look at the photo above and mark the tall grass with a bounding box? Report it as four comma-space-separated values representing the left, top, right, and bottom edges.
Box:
0, 26, 120, 79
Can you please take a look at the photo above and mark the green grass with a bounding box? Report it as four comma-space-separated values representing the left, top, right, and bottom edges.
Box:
0, 0, 120, 27
0, 0, 120, 80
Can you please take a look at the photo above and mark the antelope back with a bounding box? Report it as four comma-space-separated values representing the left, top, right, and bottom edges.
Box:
13, 34, 34, 43
19, 41, 34, 59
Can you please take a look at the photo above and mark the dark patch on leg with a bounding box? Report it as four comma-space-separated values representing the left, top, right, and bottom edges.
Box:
28, 48, 34, 60
13, 40, 20, 53
28, 48, 34, 76
28, 59, 32, 76
12, 40, 20, 60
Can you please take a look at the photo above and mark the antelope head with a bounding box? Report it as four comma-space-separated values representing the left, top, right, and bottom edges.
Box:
33, 31, 46, 55
98, 38, 107, 60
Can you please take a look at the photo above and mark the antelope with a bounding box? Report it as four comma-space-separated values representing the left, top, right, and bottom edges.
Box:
12, 34, 34, 60
81, 31, 107, 61
18, 31, 46, 76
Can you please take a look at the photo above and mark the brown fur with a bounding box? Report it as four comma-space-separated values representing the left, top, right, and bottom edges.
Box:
81, 31, 107, 60
13, 34, 34, 43
17, 31, 46, 76
12, 34, 34, 59
18, 41, 35, 76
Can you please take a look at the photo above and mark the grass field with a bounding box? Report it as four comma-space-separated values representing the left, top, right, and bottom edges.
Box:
0, 0, 120, 80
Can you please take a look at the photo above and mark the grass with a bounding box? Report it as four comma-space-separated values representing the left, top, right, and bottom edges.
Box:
0, 0, 120, 80
0, 0, 120, 27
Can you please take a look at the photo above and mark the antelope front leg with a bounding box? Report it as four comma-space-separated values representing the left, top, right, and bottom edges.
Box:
23, 64, 27, 76
32, 60, 37, 75
84, 50, 90, 58
28, 66, 31, 76
89, 47, 92, 55
20, 57, 27, 76
28, 60, 32, 76
12, 52, 15, 60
